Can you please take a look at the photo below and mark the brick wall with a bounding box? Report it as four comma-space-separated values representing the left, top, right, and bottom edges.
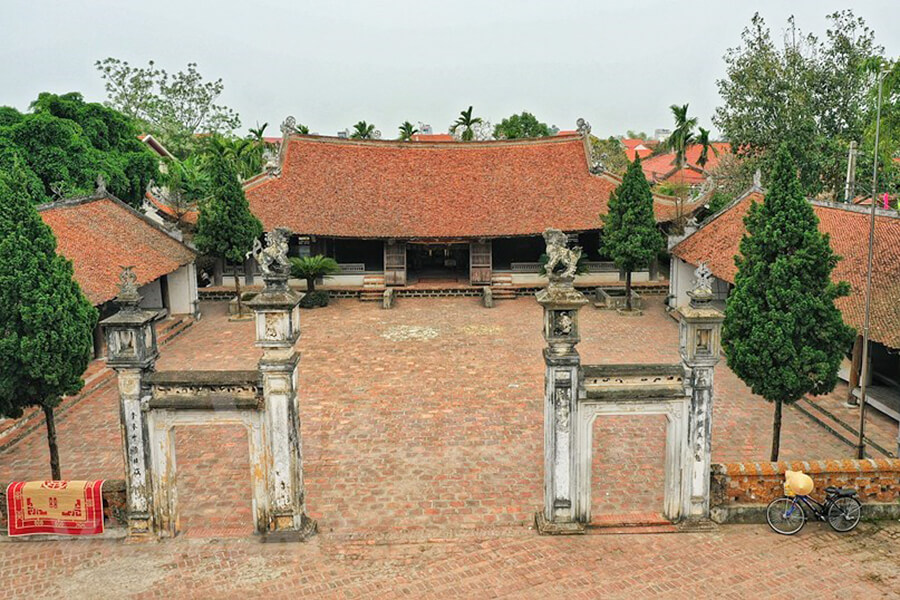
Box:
0, 479, 127, 531
711, 459, 900, 507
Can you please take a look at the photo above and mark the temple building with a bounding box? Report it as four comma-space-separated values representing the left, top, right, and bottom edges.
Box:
38, 190, 199, 355
670, 188, 900, 426
242, 123, 704, 290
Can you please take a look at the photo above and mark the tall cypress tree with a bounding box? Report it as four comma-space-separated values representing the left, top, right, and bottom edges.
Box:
0, 166, 98, 479
722, 144, 854, 461
193, 145, 262, 317
602, 155, 664, 310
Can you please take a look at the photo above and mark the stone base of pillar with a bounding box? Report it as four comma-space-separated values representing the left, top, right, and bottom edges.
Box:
534, 511, 586, 535
676, 517, 719, 532
261, 513, 318, 543
125, 515, 154, 541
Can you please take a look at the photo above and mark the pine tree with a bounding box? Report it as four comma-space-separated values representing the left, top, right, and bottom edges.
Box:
722, 144, 854, 461
601, 155, 664, 310
0, 166, 98, 479
193, 146, 263, 317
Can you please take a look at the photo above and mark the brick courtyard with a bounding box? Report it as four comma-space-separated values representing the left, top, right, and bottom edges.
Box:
2, 296, 898, 598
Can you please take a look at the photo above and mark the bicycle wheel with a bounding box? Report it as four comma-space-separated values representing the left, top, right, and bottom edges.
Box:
827, 497, 862, 532
766, 497, 805, 535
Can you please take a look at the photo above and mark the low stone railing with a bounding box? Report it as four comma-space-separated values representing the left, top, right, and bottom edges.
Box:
710, 458, 900, 523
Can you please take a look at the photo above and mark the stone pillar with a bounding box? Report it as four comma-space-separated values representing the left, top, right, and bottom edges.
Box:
100, 267, 160, 538
535, 229, 589, 534
675, 263, 724, 523
246, 228, 317, 540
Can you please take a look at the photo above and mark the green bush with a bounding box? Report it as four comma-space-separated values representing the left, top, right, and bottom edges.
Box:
299, 290, 329, 308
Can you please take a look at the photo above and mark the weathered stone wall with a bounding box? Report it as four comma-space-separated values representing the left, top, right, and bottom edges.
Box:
0, 479, 127, 531
711, 459, 900, 506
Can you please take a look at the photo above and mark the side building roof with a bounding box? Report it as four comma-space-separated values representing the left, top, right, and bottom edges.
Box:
244, 134, 700, 239
38, 194, 197, 306
672, 190, 900, 348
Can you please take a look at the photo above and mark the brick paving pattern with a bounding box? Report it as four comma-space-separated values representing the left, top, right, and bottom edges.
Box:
1, 296, 897, 597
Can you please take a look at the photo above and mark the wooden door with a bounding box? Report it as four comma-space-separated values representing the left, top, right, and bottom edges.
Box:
384, 241, 407, 286
469, 240, 492, 285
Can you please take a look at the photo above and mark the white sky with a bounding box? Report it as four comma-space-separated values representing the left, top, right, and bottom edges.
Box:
2, 0, 898, 139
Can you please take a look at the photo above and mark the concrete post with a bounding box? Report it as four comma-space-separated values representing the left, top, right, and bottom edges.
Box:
246, 228, 317, 541
100, 267, 160, 538
675, 263, 724, 524
535, 229, 589, 534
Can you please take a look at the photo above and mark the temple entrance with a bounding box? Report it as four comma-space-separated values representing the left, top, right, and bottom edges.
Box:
407, 243, 469, 284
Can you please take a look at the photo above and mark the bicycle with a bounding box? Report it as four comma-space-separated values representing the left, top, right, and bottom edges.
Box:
766, 486, 862, 535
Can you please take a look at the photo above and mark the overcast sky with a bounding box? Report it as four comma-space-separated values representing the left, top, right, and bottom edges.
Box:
2, 1, 898, 140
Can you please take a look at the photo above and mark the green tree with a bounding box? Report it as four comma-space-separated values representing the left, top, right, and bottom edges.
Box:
0, 166, 98, 479
493, 112, 551, 139
95, 58, 241, 157
0, 92, 159, 206
626, 130, 648, 139
601, 156, 664, 311
590, 136, 630, 175
193, 145, 263, 317
289, 255, 340, 292
159, 153, 209, 228
722, 145, 854, 461
661, 104, 698, 170
350, 121, 377, 139
695, 127, 720, 169
398, 121, 419, 141
450, 106, 483, 141
714, 11, 881, 197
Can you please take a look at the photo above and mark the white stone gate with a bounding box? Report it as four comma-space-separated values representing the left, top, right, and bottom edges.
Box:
102, 230, 316, 541
535, 230, 723, 534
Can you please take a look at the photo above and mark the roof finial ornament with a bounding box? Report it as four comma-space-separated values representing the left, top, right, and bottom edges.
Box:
752, 168, 762, 190
95, 174, 107, 196
280, 116, 297, 137
688, 262, 714, 307
576, 118, 591, 137
115, 265, 142, 309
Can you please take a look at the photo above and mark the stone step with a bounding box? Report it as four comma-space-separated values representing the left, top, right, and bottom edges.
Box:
795, 397, 894, 458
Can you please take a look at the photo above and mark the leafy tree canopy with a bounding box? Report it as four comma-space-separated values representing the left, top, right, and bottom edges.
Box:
493, 112, 551, 139
193, 146, 262, 264
96, 58, 241, 157
714, 10, 889, 198
722, 145, 854, 457
0, 164, 98, 477
590, 136, 630, 176
0, 92, 159, 206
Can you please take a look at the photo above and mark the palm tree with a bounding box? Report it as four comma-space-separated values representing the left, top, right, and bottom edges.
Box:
450, 106, 482, 141
398, 121, 419, 141
350, 121, 376, 139
289, 255, 340, 292
248, 122, 268, 143
296, 123, 310, 135
662, 103, 698, 170
695, 127, 720, 169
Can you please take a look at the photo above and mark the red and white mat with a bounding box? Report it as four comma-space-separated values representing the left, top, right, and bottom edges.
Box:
6, 480, 105, 536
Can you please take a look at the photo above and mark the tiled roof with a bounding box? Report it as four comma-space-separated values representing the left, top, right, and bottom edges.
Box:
641, 142, 730, 183
245, 135, 693, 239
672, 190, 900, 348
39, 194, 196, 306
145, 191, 198, 225
410, 133, 454, 142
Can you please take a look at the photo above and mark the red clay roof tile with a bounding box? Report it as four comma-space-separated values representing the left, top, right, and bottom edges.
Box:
245, 135, 690, 238
672, 191, 900, 348
39, 195, 196, 306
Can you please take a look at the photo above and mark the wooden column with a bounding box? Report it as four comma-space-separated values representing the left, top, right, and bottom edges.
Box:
847, 334, 863, 405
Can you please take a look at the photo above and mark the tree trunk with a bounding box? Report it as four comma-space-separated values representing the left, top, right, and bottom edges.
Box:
306, 276, 316, 293
43, 404, 61, 480
625, 270, 633, 311
213, 258, 223, 287
235, 276, 243, 318
847, 335, 863, 405
770, 399, 783, 462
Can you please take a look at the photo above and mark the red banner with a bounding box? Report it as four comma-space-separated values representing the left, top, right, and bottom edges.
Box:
6, 480, 105, 536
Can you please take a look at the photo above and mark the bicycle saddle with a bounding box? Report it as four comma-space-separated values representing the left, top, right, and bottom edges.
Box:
825, 486, 857, 497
